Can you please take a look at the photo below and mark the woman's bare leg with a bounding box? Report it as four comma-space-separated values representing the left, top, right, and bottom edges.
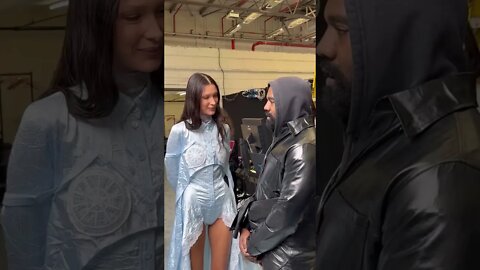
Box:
209, 218, 232, 270
190, 225, 206, 270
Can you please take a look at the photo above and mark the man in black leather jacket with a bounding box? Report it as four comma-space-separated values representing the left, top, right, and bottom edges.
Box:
238, 77, 316, 269
316, 0, 480, 269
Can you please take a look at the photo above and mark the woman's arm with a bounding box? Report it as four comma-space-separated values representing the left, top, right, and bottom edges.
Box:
164, 123, 184, 190
1, 102, 56, 270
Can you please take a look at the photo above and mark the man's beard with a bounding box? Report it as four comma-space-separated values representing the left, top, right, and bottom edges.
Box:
317, 58, 352, 126
265, 113, 275, 132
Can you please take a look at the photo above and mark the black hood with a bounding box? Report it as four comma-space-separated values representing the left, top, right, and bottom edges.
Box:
340, 0, 468, 136
269, 77, 313, 137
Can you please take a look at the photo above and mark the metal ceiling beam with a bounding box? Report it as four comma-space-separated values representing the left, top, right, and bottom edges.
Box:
165, 31, 316, 45
201, 0, 249, 17
199, 0, 216, 15
165, 0, 314, 19
201, 8, 223, 17
20, 14, 66, 27
169, 3, 178, 13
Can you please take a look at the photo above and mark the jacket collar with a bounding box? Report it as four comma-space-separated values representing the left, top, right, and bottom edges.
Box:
110, 80, 159, 124
287, 115, 315, 136
387, 73, 477, 138
70, 80, 159, 124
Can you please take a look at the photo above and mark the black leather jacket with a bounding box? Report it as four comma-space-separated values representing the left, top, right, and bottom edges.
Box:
316, 74, 480, 269
246, 115, 316, 270
317, 0, 480, 268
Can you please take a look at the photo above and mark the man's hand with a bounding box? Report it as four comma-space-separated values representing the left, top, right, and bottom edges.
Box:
239, 228, 250, 255
239, 228, 258, 263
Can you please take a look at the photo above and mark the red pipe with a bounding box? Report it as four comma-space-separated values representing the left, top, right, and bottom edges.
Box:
239, 31, 265, 35
251, 41, 315, 51
173, 4, 183, 33
231, 39, 236, 49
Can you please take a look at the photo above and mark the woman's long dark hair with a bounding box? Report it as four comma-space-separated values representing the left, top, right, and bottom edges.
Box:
180, 73, 227, 142
43, 0, 163, 118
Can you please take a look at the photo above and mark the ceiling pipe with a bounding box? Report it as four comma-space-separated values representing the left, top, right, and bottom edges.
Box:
251, 41, 315, 51
172, 3, 183, 33
168, 3, 178, 13
264, 16, 274, 36
239, 31, 265, 35
166, 31, 314, 44
203, 0, 258, 17
165, 0, 310, 19
221, 13, 228, 35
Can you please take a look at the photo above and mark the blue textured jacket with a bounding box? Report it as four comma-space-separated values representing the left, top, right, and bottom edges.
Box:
1, 84, 164, 270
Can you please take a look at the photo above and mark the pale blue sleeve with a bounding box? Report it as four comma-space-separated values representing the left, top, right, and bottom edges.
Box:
165, 123, 184, 190
1, 101, 56, 270
224, 124, 231, 144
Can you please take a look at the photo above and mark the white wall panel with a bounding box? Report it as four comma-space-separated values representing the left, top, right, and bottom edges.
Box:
165, 45, 315, 95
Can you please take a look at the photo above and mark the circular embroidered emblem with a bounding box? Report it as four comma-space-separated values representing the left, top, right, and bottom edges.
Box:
67, 168, 131, 236
185, 144, 207, 167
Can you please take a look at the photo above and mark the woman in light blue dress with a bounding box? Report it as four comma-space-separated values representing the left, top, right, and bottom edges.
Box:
0, 0, 164, 269
165, 73, 242, 270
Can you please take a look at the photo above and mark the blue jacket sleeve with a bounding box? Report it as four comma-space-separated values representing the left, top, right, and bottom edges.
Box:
165, 123, 184, 190
1, 102, 56, 270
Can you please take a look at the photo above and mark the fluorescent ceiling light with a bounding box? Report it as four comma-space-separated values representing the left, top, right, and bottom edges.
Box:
287, 18, 310, 28
267, 27, 284, 39
265, 0, 284, 9
243, 12, 262, 24
304, 34, 316, 42
227, 10, 240, 19
49, 0, 68, 10
225, 24, 242, 36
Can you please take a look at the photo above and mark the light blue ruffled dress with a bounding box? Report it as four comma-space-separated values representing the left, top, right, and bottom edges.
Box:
165, 118, 245, 270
